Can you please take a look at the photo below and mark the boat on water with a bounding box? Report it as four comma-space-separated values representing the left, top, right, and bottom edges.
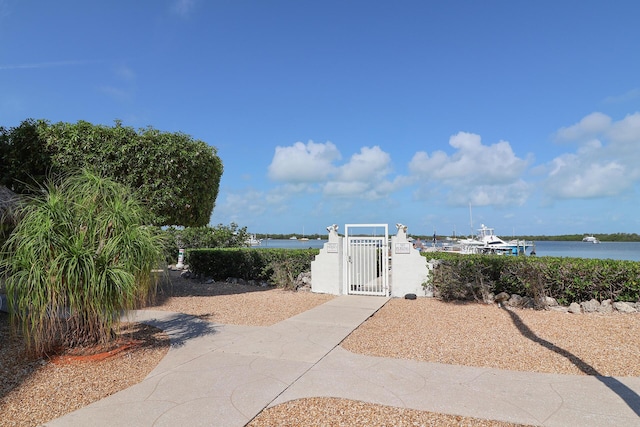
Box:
246, 234, 262, 246
439, 224, 535, 255
582, 235, 600, 244
300, 227, 309, 241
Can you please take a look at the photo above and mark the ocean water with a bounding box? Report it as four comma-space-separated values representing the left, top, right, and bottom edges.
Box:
254, 239, 328, 250
532, 241, 640, 261
256, 239, 640, 261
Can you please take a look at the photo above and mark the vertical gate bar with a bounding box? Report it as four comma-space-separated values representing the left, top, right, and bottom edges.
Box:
381, 238, 384, 293
368, 239, 372, 293
352, 238, 358, 291
368, 239, 372, 292
354, 239, 358, 289
372, 239, 376, 292
365, 239, 369, 291
367, 239, 375, 292
348, 238, 352, 292
353, 238, 357, 290
378, 237, 383, 294
360, 239, 368, 292
376, 239, 379, 293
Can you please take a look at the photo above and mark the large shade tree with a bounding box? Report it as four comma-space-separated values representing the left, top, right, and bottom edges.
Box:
0, 119, 223, 227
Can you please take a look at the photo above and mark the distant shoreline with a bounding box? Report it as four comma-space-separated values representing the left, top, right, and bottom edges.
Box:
253, 233, 640, 243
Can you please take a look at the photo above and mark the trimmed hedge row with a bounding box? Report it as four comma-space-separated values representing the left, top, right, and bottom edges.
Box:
186, 248, 319, 288
423, 252, 640, 305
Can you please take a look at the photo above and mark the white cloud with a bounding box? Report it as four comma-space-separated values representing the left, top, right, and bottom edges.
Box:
410, 132, 528, 186
408, 132, 532, 207
544, 112, 640, 199
212, 187, 298, 227
267, 142, 404, 200
323, 146, 401, 199
323, 181, 370, 197
445, 181, 531, 207
268, 140, 341, 183
334, 146, 390, 182
546, 157, 627, 198
607, 112, 640, 144
555, 112, 611, 141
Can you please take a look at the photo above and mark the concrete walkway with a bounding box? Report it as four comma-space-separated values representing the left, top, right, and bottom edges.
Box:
46, 296, 640, 427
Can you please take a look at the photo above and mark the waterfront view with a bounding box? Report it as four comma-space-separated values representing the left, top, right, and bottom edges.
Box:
256, 239, 640, 261
531, 240, 640, 261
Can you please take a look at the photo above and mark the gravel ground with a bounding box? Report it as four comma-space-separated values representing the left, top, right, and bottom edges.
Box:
248, 397, 530, 427
341, 298, 640, 377
0, 318, 170, 427
147, 272, 335, 326
2, 270, 639, 426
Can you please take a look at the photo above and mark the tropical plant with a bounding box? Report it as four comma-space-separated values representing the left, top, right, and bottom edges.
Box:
0, 170, 166, 356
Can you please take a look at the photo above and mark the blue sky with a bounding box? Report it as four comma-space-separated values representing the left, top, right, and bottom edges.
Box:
2, 1, 640, 237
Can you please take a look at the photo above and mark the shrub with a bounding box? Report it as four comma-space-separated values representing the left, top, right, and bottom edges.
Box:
161, 223, 250, 262
187, 248, 318, 288
423, 252, 640, 305
0, 170, 166, 356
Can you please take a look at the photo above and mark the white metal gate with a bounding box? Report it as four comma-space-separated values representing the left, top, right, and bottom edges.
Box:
344, 224, 389, 296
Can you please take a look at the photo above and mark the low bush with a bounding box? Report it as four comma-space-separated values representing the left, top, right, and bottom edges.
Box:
423, 252, 640, 305
159, 223, 250, 263
187, 248, 319, 289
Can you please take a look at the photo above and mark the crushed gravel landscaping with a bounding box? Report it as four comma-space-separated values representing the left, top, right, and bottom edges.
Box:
2, 270, 639, 426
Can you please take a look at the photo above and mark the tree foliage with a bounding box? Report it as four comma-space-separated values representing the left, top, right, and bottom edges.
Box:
0, 119, 223, 227
0, 170, 166, 356
0, 119, 52, 193
162, 223, 251, 262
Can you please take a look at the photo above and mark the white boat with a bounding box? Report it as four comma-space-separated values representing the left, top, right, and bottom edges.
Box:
447, 224, 534, 255
582, 235, 600, 244
246, 234, 262, 246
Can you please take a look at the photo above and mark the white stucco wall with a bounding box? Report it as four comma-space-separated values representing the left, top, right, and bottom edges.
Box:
310, 223, 432, 297
311, 235, 343, 295
389, 234, 431, 297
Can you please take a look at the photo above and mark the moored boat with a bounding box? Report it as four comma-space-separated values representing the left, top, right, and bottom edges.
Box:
246, 234, 262, 246
443, 224, 535, 255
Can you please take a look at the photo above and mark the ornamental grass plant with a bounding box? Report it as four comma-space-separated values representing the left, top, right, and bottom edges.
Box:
0, 170, 166, 356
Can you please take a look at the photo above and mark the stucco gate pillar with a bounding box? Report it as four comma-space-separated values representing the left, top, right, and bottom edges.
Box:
390, 223, 432, 297
311, 224, 344, 295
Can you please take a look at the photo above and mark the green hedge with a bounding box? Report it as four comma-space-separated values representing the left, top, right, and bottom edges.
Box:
423, 252, 640, 305
186, 248, 319, 288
